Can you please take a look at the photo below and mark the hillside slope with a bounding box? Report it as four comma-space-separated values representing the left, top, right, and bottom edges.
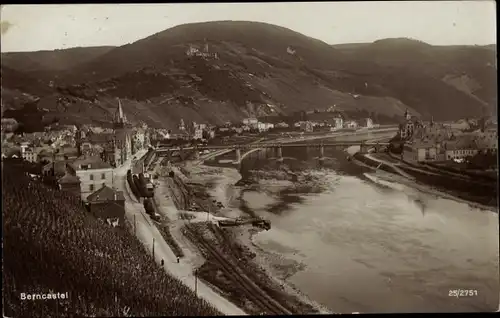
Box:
1, 22, 496, 129
3, 161, 221, 317
333, 38, 496, 119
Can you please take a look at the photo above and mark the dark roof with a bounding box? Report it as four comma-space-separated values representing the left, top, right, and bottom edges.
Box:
72, 156, 113, 170
38, 148, 54, 157
114, 129, 131, 140
412, 139, 436, 149
444, 135, 477, 151
58, 173, 81, 184
43, 159, 76, 176
82, 132, 115, 145
87, 185, 125, 202
474, 136, 497, 149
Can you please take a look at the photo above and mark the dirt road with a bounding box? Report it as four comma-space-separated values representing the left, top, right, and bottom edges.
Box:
114, 151, 246, 315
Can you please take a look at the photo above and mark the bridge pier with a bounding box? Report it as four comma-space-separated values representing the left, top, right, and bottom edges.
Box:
276, 146, 283, 162
235, 148, 241, 163
360, 143, 368, 154
319, 144, 325, 161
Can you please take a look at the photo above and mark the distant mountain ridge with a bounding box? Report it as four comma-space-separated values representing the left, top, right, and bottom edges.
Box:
1, 21, 496, 129
1, 46, 115, 73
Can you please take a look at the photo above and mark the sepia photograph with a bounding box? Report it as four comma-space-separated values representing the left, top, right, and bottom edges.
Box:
1, 1, 498, 316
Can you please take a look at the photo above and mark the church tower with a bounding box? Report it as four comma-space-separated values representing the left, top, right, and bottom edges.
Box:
404, 109, 411, 121
113, 98, 132, 165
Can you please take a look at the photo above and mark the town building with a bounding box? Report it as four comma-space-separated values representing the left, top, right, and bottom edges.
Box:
236, 127, 245, 134
169, 129, 191, 140
399, 109, 416, 139
242, 118, 259, 126
363, 118, 374, 128
1, 118, 18, 132
443, 137, 479, 161
257, 122, 274, 133
474, 136, 498, 155
403, 139, 439, 162
37, 148, 54, 164
22, 147, 38, 163
58, 145, 79, 160
186, 43, 219, 60
57, 171, 81, 197
131, 127, 147, 153
203, 130, 216, 139
71, 156, 115, 201
187, 121, 204, 140
300, 121, 314, 132
344, 120, 358, 129
275, 122, 290, 129
332, 117, 343, 130
179, 119, 186, 131
86, 185, 126, 227
193, 128, 203, 140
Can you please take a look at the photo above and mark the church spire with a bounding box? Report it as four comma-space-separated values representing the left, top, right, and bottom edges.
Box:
112, 98, 127, 131
114, 98, 127, 127
118, 98, 124, 123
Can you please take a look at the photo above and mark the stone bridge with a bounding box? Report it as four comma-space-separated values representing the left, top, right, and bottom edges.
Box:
156, 141, 390, 164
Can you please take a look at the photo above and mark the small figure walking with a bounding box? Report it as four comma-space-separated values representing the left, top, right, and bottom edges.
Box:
177, 256, 180, 263
161, 259, 164, 267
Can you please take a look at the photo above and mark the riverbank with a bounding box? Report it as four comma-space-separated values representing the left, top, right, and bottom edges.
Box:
352, 152, 498, 212
161, 161, 329, 315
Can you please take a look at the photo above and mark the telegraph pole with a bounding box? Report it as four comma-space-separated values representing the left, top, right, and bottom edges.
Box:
152, 237, 155, 260
194, 268, 198, 296
133, 214, 136, 235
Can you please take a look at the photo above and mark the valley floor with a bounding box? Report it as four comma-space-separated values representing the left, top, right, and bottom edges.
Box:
150, 157, 327, 315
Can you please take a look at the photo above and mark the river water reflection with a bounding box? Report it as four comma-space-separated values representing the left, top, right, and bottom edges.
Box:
238, 147, 499, 313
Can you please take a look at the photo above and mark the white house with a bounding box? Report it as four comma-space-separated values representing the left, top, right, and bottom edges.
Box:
364, 118, 374, 128
22, 147, 38, 163
243, 118, 258, 126
344, 121, 358, 129
193, 128, 203, 140
71, 156, 115, 201
275, 122, 289, 128
300, 122, 314, 132
257, 122, 268, 132
332, 117, 343, 130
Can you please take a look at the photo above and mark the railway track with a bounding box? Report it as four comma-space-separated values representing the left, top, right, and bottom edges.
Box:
164, 176, 292, 315
183, 224, 292, 315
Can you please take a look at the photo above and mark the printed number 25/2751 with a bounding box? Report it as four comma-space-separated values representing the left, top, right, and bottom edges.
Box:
449, 289, 478, 297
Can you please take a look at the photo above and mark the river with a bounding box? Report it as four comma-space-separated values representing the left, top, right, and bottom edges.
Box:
234, 146, 499, 313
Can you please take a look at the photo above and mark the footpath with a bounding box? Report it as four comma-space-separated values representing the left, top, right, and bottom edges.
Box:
114, 150, 247, 316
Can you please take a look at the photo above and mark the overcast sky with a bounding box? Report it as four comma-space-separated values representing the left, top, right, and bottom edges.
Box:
0, 2, 496, 53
